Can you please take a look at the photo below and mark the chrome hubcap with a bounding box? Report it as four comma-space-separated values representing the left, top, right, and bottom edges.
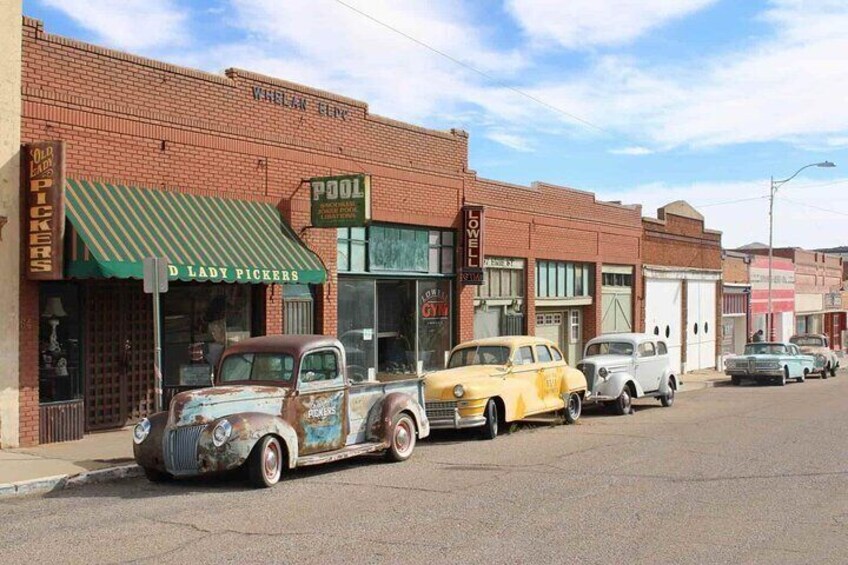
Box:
264, 445, 279, 478
396, 424, 410, 452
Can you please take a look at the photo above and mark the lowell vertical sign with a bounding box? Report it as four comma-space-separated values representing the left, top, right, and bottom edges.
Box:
24, 141, 65, 279
460, 205, 484, 285
310, 174, 371, 228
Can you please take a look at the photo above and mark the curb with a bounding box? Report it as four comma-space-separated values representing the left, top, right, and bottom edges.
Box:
0, 464, 141, 499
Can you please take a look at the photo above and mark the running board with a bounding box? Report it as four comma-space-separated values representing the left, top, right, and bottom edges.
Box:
295, 442, 388, 467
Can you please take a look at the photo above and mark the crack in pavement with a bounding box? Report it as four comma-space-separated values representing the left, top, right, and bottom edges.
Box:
143, 516, 312, 538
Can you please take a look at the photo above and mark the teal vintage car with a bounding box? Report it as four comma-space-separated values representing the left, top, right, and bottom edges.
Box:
724, 342, 816, 386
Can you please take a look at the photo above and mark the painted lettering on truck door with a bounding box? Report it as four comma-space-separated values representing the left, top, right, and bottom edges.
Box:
296, 349, 347, 454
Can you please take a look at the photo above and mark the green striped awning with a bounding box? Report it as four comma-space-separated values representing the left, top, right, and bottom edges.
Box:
65, 179, 326, 285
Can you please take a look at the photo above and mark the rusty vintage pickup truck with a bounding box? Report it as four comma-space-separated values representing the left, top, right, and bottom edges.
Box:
133, 335, 429, 487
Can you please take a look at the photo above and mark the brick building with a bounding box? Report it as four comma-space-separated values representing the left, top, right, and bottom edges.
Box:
745, 247, 845, 349
11, 18, 645, 446
721, 251, 751, 356
641, 201, 723, 374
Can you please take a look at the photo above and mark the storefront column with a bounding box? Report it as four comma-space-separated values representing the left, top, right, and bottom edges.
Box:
0, 0, 23, 448
265, 284, 283, 335
456, 280, 475, 343
582, 263, 602, 343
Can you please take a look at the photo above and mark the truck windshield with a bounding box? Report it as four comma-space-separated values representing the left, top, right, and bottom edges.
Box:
585, 342, 634, 357
219, 353, 295, 384
790, 336, 824, 347
448, 346, 510, 368
744, 344, 787, 355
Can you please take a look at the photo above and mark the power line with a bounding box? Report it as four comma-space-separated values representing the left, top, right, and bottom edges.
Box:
696, 195, 768, 208
330, 0, 615, 136
779, 196, 848, 217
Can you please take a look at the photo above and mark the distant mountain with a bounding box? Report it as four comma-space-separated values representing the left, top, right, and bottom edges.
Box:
736, 242, 769, 250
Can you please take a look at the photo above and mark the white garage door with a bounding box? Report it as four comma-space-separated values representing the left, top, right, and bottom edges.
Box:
645, 279, 682, 375
686, 280, 717, 371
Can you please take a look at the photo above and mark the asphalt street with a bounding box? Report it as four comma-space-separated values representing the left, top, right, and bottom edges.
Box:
2, 373, 847, 565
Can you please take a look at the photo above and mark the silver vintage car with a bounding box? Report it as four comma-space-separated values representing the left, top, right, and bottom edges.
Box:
577, 333, 679, 415
789, 334, 839, 378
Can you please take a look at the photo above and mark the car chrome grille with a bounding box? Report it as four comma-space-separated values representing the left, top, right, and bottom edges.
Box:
163, 425, 203, 474
426, 401, 458, 420
577, 362, 595, 391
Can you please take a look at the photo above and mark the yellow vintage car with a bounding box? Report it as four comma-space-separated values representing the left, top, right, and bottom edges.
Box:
424, 336, 588, 439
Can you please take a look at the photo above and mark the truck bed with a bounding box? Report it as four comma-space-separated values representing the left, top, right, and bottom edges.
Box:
346, 376, 424, 445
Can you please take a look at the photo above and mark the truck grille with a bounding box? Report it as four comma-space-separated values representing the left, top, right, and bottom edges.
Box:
426, 401, 458, 420
577, 362, 595, 392
163, 425, 204, 474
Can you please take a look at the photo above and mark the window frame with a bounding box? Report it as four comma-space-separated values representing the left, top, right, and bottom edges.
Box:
638, 342, 657, 358
535, 345, 553, 363
514, 345, 535, 366
298, 347, 345, 391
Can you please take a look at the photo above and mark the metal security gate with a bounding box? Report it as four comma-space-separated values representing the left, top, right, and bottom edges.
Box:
85, 281, 154, 429
284, 299, 314, 334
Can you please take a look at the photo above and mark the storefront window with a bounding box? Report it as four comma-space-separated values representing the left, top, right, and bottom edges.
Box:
337, 225, 455, 275
418, 280, 452, 371
337, 227, 367, 272
536, 261, 593, 298
162, 283, 252, 388
38, 283, 83, 403
338, 278, 376, 382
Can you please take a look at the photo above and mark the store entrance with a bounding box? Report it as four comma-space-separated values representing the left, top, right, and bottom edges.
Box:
377, 280, 416, 376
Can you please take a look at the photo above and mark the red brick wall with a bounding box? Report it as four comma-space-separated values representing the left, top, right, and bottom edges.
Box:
723, 255, 749, 284
18, 17, 646, 440
746, 248, 844, 294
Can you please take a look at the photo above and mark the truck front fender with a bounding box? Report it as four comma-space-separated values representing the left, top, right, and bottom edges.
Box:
133, 411, 170, 471
366, 392, 430, 444
197, 412, 299, 473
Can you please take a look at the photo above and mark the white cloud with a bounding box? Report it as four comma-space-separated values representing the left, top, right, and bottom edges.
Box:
610, 146, 654, 155
39, 0, 188, 50
505, 0, 717, 49
599, 177, 848, 249
486, 130, 534, 152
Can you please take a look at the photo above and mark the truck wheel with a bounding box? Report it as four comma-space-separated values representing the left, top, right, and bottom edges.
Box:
480, 399, 499, 440
248, 435, 283, 488
143, 467, 172, 483
731, 376, 741, 386
386, 413, 416, 462
660, 379, 675, 407
564, 392, 582, 424
614, 386, 632, 416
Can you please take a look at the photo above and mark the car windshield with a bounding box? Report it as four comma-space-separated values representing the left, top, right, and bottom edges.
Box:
744, 344, 787, 355
790, 336, 824, 347
219, 353, 295, 384
448, 346, 511, 368
585, 342, 634, 357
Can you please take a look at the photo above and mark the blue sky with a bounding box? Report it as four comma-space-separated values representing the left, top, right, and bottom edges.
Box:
23, 0, 848, 249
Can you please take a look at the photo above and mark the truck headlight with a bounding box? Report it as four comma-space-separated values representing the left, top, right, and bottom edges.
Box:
453, 384, 465, 398
212, 419, 233, 447
598, 368, 609, 379
133, 418, 151, 445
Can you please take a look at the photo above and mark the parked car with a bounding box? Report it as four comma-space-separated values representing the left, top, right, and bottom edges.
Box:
724, 342, 816, 386
423, 336, 588, 440
789, 334, 839, 378
133, 335, 429, 488
576, 333, 678, 415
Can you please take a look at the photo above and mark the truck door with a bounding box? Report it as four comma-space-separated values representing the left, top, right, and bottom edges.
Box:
295, 348, 349, 455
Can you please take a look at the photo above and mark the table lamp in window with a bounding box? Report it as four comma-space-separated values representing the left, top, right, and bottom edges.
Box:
42, 296, 67, 353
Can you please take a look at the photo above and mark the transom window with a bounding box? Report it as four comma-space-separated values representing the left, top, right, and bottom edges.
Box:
536, 261, 592, 298
337, 225, 455, 274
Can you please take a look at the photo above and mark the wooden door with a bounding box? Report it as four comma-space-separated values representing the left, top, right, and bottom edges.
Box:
85, 281, 154, 430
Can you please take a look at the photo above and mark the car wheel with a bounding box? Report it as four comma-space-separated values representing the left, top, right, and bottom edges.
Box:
822, 365, 830, 379
614, 386, 632, 416
564, 392, 582, 424
386, 413, 416, 462
143, 467, 172, 483
731, 376, 741, 386
660, 379, 675, 407
480, 399, 499, 440
830, 365, 837, 377
777, 368, 788, 386
797, 370, 806, 384
248, 435, 283, 488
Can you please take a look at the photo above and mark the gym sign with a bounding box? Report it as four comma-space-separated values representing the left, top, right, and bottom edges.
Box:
24, 141, 65, 280
310, 174, 371, 228
460, 205, 484, 285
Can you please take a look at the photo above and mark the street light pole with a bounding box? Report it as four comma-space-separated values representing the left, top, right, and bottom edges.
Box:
766, 161, 835, 342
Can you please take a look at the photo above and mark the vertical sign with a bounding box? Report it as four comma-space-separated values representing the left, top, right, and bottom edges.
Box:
310, 174, 371, 228
460, 205, 484, 285
24, 141, 65, 279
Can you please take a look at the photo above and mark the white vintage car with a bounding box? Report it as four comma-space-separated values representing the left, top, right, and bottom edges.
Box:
576, 333, 679, 415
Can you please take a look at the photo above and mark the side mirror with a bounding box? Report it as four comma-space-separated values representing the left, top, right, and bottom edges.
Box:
505, 360, 514, 370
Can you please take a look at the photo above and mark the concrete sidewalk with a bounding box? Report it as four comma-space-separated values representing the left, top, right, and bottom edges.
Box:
0, 428, 139, 498
680, 368, 730, 391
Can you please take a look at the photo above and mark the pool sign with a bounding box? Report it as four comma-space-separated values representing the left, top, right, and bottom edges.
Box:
310, 174, 371, 228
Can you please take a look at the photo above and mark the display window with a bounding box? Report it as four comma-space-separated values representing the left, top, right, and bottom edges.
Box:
38, 283, 84, 403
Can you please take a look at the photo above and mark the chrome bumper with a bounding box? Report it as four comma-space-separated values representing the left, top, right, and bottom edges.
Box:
726, 369, 783, 378
425, 401, 487, 430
